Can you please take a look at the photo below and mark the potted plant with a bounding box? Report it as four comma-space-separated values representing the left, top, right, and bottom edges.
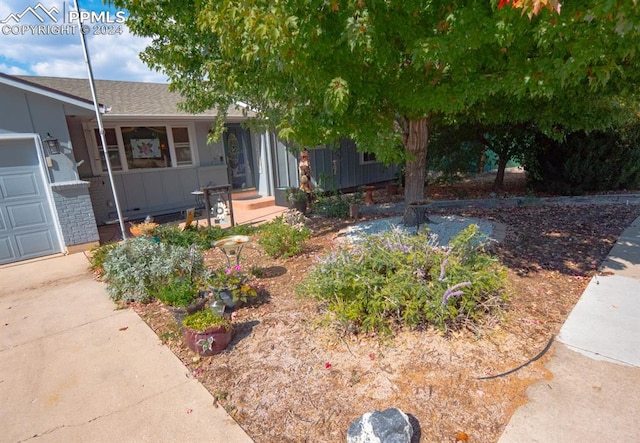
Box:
206, 265, 257, 310
285, 187, 309, 214
154, 276, 208, 323
129, 220, 159, 237
182, 310, 232, 356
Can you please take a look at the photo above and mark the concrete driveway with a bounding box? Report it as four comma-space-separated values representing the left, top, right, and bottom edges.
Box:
0, 253, 252, 443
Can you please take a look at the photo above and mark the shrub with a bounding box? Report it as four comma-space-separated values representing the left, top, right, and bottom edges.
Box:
154, 276, 202, 307
154, 223, 258, 250
257, 213, 311, 258
524, 124, 640, 194
102, 238, 204, 303
297, 225, 508, 335
314, 194, 350, 218
87, 242, 119, 277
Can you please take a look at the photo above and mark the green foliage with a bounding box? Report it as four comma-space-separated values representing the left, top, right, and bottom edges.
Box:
154, 276, 201, 307
118, 0, 640, 203
102, 238, 204, 303
285, 187, 308, 203
87, 242, 119, 277
154, 223, 258, 249
257, 214, 311, 258
524, 123, 640, 194
314, 194, 350, 218
297, 225, 508, 335
182, 310, 231, 332
206, 265, 257, 303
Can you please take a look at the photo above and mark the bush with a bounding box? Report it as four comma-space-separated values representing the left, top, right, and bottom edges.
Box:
154, 276, 202, 307
257, 212, 311, 258
314, 194, 350, 218
154, 223, 258, 250
297, 225, 508, 335
102, 238, 204, 303
524, 124, 640, 194
87, 242, 119, 277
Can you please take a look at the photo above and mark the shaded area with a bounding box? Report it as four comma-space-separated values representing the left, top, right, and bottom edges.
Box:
430, 204, 640, 277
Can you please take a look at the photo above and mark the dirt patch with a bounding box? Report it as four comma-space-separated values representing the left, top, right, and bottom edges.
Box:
131, 171, 640, 442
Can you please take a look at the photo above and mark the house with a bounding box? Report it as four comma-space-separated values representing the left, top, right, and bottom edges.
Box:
0, 73, 397, 265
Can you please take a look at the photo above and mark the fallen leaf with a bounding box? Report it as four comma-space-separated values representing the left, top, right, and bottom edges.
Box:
118, 326, 128, 331
455, 431, 469, 441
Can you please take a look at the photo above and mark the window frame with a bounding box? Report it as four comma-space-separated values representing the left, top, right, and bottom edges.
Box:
360, 151, 378, 165
86, 122, 198, 175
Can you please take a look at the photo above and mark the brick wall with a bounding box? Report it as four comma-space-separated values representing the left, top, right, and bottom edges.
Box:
51, 180, 99, 246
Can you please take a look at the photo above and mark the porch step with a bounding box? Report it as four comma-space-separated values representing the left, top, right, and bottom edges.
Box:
232, 196, 276, 211
231, 189, 260, 200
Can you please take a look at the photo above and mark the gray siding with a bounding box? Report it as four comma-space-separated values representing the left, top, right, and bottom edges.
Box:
88, 166, 223, 224
0, 83, 89, 184
308, 139, 398, 191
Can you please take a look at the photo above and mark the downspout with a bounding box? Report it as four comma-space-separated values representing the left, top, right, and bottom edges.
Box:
265, 131, 275, 196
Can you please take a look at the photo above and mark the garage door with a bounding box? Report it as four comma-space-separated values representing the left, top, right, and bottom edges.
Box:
0, 136, 63, 265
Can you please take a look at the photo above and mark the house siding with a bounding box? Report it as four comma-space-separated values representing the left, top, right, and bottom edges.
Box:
308, 139, 398, 191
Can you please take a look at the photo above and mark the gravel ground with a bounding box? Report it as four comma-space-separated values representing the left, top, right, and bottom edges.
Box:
339, 215, 496, 247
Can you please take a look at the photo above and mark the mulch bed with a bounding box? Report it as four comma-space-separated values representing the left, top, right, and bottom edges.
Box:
130, 171, 640, 442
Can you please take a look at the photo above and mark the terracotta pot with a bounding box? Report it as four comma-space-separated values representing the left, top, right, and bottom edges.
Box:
182, 325, 232, 356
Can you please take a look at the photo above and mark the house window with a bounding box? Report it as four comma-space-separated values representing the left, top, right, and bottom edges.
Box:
94, 128, 122, 171
121, 126, 172, 169
361, 152, 377, 164
92, 124, 195, 173
172, 127, 192, 165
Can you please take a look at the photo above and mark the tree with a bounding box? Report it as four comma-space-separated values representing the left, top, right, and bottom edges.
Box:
116, 0, 640, 203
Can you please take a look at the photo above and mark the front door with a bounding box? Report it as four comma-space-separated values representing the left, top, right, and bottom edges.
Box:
224, 126, 255, 190
0, 135, 63, 265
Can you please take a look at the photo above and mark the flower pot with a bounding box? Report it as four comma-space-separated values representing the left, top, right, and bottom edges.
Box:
182, 324, 232, 356
170, 296, 208, 324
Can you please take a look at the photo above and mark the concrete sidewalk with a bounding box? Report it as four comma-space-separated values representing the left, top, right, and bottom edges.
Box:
0, 253, 253, 443
499, 215, 640, 442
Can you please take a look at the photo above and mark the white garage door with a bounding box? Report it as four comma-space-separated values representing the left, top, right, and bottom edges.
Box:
0, 136, 63, 265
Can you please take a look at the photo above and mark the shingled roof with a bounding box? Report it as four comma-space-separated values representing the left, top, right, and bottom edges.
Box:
14, 75, 248, 119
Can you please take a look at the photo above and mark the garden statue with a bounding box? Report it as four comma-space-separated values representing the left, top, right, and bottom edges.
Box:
299, 150, 313, 205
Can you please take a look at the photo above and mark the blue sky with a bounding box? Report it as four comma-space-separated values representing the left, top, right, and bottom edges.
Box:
0, 0, 167, 82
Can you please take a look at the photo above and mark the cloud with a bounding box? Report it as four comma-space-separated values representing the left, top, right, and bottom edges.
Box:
0, 0, 167, 82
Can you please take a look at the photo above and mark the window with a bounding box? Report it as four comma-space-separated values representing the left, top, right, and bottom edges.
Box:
91, 124, 195, 173
122, 126, 171, 169
172, 127, 192, 166
94, 128, 122, 171
361, 152, 377, 164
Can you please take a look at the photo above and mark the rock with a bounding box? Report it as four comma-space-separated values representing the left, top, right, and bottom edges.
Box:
347, 408, 413, 443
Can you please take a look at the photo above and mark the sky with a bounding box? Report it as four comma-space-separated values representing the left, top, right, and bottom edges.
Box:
0, 0, 168, 83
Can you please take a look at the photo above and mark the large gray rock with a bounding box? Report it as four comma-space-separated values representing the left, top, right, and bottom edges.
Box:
347, 408, 413, 443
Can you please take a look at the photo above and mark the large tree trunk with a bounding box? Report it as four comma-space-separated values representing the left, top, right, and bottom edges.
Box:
493, 154, 509, 191
403, 116, 431, 204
